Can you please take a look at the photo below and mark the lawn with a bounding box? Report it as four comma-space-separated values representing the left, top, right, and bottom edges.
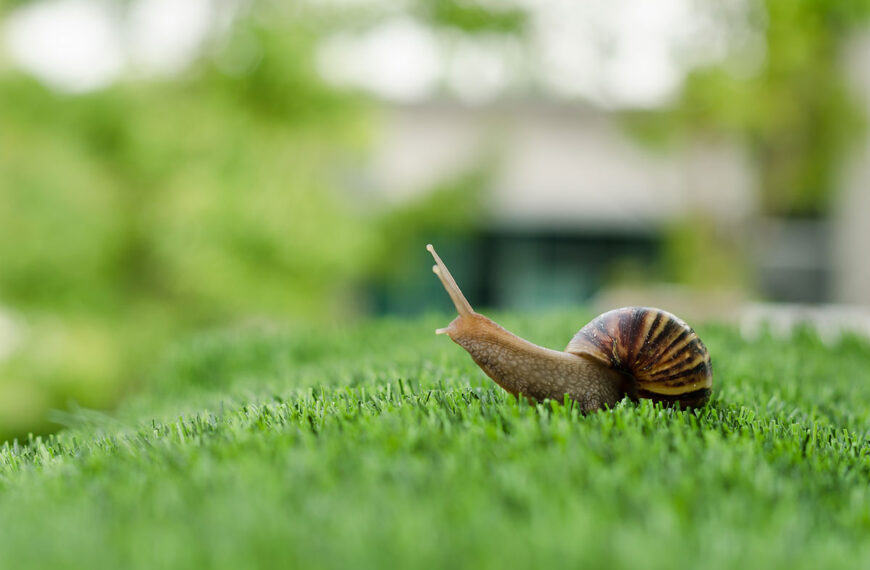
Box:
2, 311, 870, 569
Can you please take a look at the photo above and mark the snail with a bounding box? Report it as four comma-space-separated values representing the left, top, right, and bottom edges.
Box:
427, 244, 712, 411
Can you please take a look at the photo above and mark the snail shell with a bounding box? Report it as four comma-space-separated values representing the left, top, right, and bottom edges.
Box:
566, 307, 713, 408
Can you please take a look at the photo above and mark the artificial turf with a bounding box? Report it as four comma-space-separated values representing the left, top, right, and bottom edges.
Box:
2, 311, 870, 569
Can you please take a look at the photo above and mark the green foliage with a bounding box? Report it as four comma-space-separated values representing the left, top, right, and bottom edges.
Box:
2, 313, 870, 568
419, 0, 528, 34
0, 26, 369, 318
661, 216, 749, 290
0, 11, 375, 437
0, 4, 498, 437
630, 0, 870, 216
0, 17, 375, 434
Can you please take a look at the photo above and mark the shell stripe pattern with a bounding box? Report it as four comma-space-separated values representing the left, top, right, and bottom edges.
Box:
566, 307, 713, 407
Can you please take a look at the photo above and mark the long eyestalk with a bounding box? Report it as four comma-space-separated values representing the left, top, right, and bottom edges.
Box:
427, 244, 475, 333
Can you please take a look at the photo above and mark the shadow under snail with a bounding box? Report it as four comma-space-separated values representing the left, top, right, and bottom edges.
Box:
427, 244, 713, 412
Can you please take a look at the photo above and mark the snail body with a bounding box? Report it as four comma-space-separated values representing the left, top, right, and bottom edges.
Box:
427, 244, 712, 411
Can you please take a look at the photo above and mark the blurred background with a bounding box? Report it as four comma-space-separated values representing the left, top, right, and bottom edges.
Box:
1, 0, 870, 439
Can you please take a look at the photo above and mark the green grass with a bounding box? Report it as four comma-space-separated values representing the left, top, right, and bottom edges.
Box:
2, 311, 870, 569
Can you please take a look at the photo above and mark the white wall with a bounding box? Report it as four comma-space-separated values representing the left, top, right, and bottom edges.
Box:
369, 102, 755, 231
837, 35, 870, 305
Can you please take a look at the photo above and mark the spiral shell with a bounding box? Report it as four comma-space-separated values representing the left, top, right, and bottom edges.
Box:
566, 307, 713, 408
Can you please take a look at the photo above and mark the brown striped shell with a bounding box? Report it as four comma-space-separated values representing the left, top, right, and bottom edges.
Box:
566, 307, 713, 408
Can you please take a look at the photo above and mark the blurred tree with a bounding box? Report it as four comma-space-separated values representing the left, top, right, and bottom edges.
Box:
0, 17, 373, 434
0, 0, 524, 438
619, 0, 870, 297
418, 0, 527, 34
635, 0, 870, 217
